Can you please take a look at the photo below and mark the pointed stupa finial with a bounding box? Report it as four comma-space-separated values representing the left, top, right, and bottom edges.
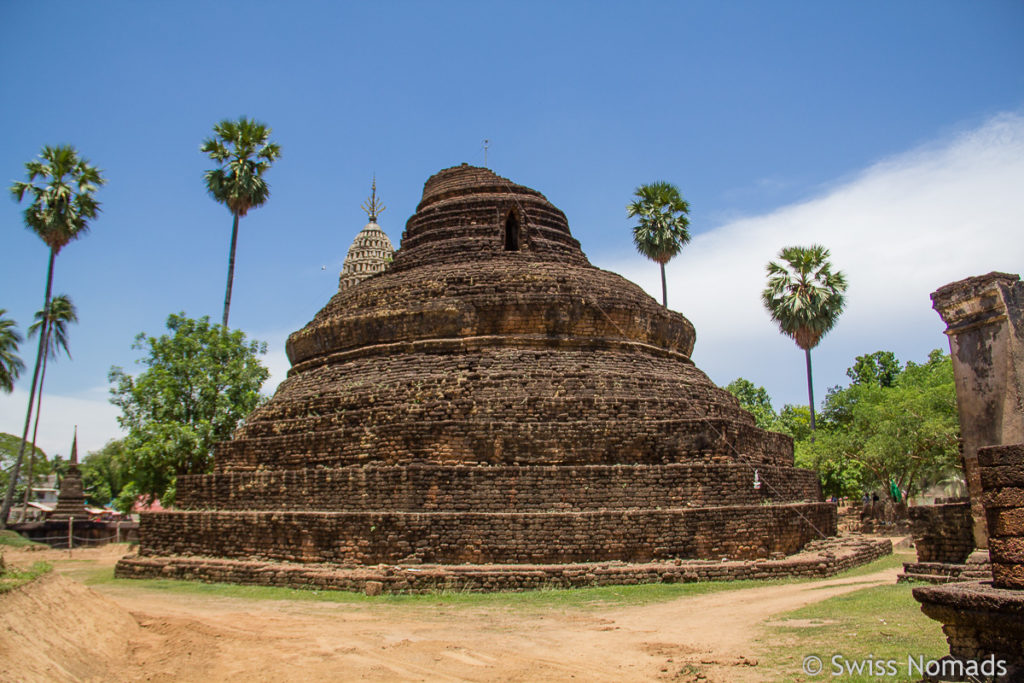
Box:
70, 426, 78, 465
361, 175, 386, 222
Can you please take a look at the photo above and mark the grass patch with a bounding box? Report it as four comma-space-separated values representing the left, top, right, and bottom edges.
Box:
757, 582, 947, 682
83, 570, 781, 609
0, 561, 52, 593
828, 550, 907, 579
67, 550, 903, 611
0, 529, 46, 548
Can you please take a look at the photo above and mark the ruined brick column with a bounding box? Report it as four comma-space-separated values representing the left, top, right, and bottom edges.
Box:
912, 443, 1024, 679
979, 443, 1024, 589
931, 272, 1024, 548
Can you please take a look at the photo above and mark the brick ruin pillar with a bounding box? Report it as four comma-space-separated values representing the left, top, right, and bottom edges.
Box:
930, 272, 1024, 549
912, 443, 1024, 678
912, 272, 1024, 678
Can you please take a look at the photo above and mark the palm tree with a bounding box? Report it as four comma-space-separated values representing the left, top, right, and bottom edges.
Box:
201, 117, 282, 327
761, 245, 847, 433
0, 310, 24, 393
2, 145, 103, 527
17, 295, 77, 522
627, 181, 691, 308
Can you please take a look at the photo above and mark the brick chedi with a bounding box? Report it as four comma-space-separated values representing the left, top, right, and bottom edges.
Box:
117, 164, 840, 590
49, 429, 88, 522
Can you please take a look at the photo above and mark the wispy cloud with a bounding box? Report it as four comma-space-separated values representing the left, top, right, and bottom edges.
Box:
597, 112, 1024, 408
0, 388, 123, 458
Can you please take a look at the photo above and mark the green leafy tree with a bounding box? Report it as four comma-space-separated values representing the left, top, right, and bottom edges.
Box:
17, 295, 77, 522
3, 145, 104, 527
201, 117, 282, 327
0, 433, 47, 506
761, 244, 847, 433
627, 181, 691, 308
0, 310, 24, 393
798, 350, 959, 500
115, 481, 141, 515
847, 350, 900, 388
795, 438, 866, 499
774, 404, 814, 443
108, 313, 269, 504
724, 378, 778, 430
81, 439, 129, 506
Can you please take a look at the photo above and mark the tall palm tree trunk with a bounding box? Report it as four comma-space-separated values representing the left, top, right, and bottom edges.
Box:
1, 250, 55, 527
660, 262, 668, 308
805, 348, 817, 436
17, 322, 51, 522
222, 213, 240, 328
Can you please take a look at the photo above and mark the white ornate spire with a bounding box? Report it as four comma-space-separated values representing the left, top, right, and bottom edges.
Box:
340, 178, 395, 291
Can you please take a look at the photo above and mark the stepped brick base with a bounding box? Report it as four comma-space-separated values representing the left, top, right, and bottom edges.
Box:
130, 502, 837, 566
898, 549, 993, 584
116, 534, 889, 594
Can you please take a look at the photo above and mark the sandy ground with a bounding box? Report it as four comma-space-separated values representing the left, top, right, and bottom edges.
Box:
0, 544, 902, 682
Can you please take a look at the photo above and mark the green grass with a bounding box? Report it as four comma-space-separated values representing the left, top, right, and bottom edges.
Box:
0, 561, 52, 593
89, 573, 785, 609
0, 529, 46, 548
64, 549, 903, 611
826, 550, 905, 578
757, 582, 948, 682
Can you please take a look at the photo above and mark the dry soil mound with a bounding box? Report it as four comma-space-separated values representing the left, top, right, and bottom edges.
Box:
0, 571, 139, 682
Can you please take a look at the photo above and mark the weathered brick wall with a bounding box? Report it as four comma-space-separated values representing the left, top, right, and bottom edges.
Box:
908, 503, 974, 563
178, 463, 820, 511
117, 535, 888, 594
137, 503, 837, 565
219, 344, 793, 472
289, 261, 696, 367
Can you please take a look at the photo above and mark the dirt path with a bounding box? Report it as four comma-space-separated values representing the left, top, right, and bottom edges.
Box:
2, 545, 901, 682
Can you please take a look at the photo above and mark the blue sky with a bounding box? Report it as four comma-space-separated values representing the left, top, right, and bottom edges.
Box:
2, 1, 1023, 456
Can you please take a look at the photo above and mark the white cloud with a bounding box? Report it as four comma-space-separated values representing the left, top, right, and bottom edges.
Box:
0, 387, 123, 458
597, 112, 1024, 408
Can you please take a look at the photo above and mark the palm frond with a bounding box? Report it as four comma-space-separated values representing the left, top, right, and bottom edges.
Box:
10, 145, 105, 253
627, 181, 691, 264
202, 117, 280, 217
0, 309, 25, 393
762, 244, 847, 350
28, 294, 78, 360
